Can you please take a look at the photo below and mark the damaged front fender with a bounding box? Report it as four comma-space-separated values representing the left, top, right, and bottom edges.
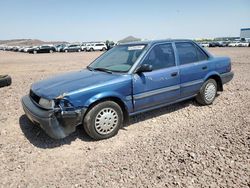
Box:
22, 95, 87, 139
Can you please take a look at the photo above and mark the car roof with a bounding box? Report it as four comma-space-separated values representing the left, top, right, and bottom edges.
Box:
119, 39, 194, 46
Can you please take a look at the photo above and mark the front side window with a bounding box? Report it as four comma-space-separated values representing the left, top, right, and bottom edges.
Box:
176, 42, 208, 65
141, 43, 176, 70
88, 44, 146, 72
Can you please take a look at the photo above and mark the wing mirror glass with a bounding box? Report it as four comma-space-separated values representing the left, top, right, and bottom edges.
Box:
136, 64, 153, 74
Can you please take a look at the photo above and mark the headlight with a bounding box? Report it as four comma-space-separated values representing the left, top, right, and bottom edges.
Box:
39, 98, 54, 109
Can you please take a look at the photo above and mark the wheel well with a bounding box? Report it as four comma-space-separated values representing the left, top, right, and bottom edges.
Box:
86, 97, 129, 123
207, 75, 223, 91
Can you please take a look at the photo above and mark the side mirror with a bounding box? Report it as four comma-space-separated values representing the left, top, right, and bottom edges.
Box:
136, 64, 153, 74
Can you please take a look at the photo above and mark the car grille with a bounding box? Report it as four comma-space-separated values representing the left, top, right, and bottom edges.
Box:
30, 90, 40, 104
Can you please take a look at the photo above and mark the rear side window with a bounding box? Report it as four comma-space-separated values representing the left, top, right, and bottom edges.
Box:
142, 43, 176, 70
175, 42, 208, 65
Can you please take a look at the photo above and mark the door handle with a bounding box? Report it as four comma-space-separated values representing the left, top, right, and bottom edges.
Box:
171, 72, 178, 77
202, 66, 208, 70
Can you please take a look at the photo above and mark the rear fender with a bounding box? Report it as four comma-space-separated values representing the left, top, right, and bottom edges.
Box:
204, 71, 223, 91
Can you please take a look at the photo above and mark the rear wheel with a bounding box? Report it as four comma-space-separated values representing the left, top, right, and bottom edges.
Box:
33, 50, 37, 54
90, 48, 94, 52
196, 79, 217, 105
84, 101, 123, 140
102, 47, 106, 51
78, 49, 81, 52
49, 50, 53, 53
65, 50, 68, 53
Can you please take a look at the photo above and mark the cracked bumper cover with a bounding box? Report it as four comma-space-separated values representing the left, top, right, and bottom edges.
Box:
21, 95, 87, 139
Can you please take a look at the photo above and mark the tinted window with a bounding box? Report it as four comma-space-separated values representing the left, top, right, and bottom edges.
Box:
176, 42, 208, 65
142, 43, 175, 70
96, 44, 104, 46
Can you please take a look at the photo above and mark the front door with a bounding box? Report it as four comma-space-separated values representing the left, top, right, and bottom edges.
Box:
132, 43, 180, 112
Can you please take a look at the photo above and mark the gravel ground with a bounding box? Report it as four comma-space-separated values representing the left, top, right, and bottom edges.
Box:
0, 48, 249, 187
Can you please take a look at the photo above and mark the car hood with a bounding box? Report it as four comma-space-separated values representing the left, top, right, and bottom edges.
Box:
31, 69, 121, 99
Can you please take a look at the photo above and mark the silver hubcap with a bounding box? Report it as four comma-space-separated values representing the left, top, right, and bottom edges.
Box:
95, 108, 118, 135
204, 83, 216, 102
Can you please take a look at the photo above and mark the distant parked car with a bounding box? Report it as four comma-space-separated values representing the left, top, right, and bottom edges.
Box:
13, 46, 20, 52
22, 39, 233, 140
63, 44, 81, 53
86, 43, 107, 51
28, 45, 56, 54
23, 46, 33, 53
228, 41, 240, 47
208, 42, 221, 47
80, 43, 88, 51
199, 43, 209, 47
56, 44, 67, 52
217, 41, 229, 47
238, 41, 249, 47
18, 47, 24, 52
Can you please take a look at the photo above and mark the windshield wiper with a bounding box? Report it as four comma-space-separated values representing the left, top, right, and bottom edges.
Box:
92, 67, 113, 74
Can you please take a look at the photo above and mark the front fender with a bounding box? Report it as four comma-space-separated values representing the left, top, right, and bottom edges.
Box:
83, 91, 133, 113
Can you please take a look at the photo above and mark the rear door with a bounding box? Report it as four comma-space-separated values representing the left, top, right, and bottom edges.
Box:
175, 42, 210, 98
133, 43, 180, 111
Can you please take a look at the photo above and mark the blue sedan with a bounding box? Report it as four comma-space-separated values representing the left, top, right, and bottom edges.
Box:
22, 39, 234, 140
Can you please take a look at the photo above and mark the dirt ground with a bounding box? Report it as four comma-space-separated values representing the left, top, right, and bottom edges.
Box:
0, 48, 249, 187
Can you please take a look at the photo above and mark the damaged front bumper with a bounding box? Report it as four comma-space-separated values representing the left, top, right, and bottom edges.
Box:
21, 95, 87, 139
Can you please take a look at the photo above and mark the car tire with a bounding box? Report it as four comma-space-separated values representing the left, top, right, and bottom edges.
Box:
83, 101, 123, 140
65, 50, 68, 53
78, 49, 81, 52
102, 47, 106, 51
33, 51, 37, 54
196, 79, 217, 105
0, 75, 12, 88
90, 48, 94, 52
49, 50, 53, 53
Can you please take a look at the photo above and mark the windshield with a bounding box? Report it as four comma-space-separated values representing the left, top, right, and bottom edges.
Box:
88, 44, 146, 72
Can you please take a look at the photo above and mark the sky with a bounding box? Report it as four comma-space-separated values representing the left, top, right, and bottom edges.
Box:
0, 0, 249, 42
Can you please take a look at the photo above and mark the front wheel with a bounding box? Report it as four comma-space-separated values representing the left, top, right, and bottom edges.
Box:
83, 101, 123, 140
196, 79, 217, 105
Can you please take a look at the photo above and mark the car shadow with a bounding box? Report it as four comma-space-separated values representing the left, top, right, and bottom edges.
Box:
19, 115, 93, 149
125, 98, 196, 128
19, 96, 215, 149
